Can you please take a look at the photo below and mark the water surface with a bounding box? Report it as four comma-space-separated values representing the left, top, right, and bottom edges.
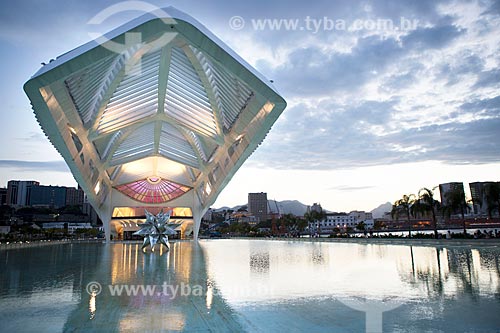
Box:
1, 240, 499, 332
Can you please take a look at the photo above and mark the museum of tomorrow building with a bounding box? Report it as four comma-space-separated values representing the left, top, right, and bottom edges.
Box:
24, 6, 286, 241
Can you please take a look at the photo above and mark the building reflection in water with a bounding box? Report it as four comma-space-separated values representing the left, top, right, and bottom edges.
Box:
107, 242, 193, 331
311, 245, 326, 265
206, 279, 214, 311
59, 242, 243, 331
89, 291, 96, 320
391, 245, 500, 300
201, 240, 500, 305
250, 252, 270, 274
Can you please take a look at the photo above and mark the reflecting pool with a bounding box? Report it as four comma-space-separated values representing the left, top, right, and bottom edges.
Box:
1, 240, 499, 332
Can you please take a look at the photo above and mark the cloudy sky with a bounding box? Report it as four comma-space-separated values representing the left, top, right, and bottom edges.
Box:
0, 0, 499, 212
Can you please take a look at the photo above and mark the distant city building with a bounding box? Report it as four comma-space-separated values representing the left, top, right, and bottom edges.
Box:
41, 222, 92, 234
350, 211, 373, 222
308, 203, 323, 213
65, 186, 84, 206
0, 187, 7, 205
309, 211, 374, 233
30, 185, 67, 208
439, 182, 466, 214
6, 180, 40, 206
469, 181, 500, 216
324, 212, 356, 229
5, 180, 84, 209
82, 195, 100, 225
382, 211, 393, 221
248, 192, 268, 222
229, 211, 258, 225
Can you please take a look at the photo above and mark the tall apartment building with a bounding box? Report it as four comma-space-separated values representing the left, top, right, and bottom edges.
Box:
470, 181, 500, 216
82, 196, 100, 226
30, 185, 67, 208
6, 180, 40, 206
0, 188, 7, 205
66, 186, 85, 206
248, 192, 268, 223
439, 182, 466, 215
6, 180, 84, 209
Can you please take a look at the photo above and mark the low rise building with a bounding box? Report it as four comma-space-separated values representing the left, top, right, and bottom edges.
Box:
309, 211, 374, 233
41, 222, 93, 234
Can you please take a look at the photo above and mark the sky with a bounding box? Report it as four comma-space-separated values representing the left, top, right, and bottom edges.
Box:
0, 0, 499, 212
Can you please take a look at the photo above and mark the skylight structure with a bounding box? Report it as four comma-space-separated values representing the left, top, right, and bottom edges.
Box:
24, 7, 286, 241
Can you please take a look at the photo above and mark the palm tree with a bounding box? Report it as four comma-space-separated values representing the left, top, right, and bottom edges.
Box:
297, 218, 308, 235
415, 187, 441, 238
304, 207, 326, 235
443, 187, 469, 235
304, 211, 314, 235
392, 194, 416, 238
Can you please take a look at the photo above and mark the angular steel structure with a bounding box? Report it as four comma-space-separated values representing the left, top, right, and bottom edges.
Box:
24, 7, 286, 241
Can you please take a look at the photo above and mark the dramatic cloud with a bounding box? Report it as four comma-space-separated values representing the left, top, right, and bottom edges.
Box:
241, 0, 500, 171
250, 96, 500, 169
401, 24, 465, 49
266, 36, 406, 96
473, 69, 500, 89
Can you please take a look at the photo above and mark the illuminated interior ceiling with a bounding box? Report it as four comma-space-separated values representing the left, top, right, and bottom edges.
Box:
115, 177, 191, 203
24, 7, 286, 240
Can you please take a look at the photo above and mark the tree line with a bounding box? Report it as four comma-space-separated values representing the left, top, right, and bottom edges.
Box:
392, 183, 500, 238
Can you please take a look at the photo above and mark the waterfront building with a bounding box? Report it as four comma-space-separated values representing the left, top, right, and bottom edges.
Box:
24, 7, 286, 241
309, 211, 374, 233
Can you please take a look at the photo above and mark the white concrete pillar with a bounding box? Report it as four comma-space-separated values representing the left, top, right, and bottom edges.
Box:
193, 207, 201, 242
103, 217, 111, 243
96, 190, 113, 243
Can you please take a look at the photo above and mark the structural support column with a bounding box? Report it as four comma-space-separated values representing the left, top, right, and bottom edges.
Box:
103, 218, 111, 243
96, 190, 113, 243
192, 206, 202, 242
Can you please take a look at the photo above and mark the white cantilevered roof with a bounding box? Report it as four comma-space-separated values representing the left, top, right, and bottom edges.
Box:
24, 7, 286, 235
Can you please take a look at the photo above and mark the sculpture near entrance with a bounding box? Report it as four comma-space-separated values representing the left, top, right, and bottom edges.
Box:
133, 210, 177, 251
